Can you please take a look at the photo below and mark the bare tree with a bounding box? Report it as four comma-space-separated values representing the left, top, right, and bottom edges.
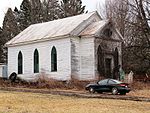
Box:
103, 0, 150, 74
126, 0, 150, 74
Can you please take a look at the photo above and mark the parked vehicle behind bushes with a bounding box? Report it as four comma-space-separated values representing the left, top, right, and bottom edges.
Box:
85, 79, 131, 95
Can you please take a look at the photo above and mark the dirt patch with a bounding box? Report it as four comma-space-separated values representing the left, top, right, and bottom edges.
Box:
0, 87, 149, 102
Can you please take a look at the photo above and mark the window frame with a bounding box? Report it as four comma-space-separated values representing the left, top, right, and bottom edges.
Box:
34, 49, 39, 73
51, 46, 57, 72
18, 51, 23, 74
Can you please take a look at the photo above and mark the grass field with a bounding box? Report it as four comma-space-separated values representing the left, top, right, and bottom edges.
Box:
0, 90, 149, 113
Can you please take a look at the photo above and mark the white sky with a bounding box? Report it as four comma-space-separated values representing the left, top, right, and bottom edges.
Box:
0, 0, 105, 27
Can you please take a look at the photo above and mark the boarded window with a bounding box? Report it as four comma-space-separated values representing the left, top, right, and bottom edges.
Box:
18, 51, 23, 74
34, 49, 39, 73
51, 46, 57, 72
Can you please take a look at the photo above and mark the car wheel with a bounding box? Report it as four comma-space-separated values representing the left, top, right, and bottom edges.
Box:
112, 87, 118, 95
89, 87, 95, 93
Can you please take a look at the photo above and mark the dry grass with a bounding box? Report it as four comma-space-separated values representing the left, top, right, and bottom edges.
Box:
0, 77, 150, 99
0, 76, 90, 90
130, 81, 150, 90
0, 90, 149, 113
0, 75, 149, 90
129, 90, 150, 98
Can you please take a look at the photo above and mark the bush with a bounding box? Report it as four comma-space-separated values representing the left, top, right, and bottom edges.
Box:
34, 75, 90, 90
130, 80, 150, 90
0, 74, 91, 90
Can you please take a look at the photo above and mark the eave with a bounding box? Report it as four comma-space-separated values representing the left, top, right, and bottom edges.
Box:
5, 34, 70, 47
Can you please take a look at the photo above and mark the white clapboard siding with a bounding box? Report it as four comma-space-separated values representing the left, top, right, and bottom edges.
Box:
71, 37, 96, 80
8, 38, 71, 81
7, 12, 123, 81
79, 37, 95, 80
71, 37, 80, 79
0, 65, 3, 77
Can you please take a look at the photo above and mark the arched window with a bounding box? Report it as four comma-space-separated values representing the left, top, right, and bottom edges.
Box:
51, 46, 57, 72
114, 47, 119, 68
113, 47, 119, 79
18, 51, 23, 74
97, 45, 105, 76
34, 49, 39, 73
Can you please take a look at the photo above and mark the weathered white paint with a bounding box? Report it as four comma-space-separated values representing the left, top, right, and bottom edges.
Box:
8, 38, 71, 81
71, 37, 95, 80
0, 65, 3, 77
0, 64, 7, 78
7, 12, 123, 81
80, 37, 95, 80
71, 37, 80, 79
8, 36, 96, 81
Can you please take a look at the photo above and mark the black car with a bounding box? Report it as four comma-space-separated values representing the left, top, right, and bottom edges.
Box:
85, 79, 130, 95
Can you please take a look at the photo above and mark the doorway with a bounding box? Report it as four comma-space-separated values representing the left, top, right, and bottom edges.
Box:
105, 58, 112, 78
97, 45, 105, 77
113, 48, 119, 79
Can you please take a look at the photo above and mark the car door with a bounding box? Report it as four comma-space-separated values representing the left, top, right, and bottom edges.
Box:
107, 79, 117, 92
97, 79, 110, 92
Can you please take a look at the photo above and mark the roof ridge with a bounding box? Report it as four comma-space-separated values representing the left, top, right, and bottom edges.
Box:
6, 11, 100, 47
30, 11, 97, 27
69, 11, 98, 36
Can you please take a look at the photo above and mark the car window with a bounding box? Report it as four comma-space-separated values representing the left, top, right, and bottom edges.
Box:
108, 80, 116, 84
112, 79, 122, 84
98, 79, 108, 85
108, 79, 122, 84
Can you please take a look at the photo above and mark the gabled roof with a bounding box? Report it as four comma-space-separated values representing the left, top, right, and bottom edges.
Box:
6, 11, 123, 47
79, 20, 109, 36
6, 11, 99, 46
80, 20, 123, 42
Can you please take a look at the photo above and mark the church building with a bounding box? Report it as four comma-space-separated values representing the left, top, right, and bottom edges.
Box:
6, 11, 123, 81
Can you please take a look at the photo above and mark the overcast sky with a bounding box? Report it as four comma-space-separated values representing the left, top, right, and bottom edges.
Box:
0, 0, 105, 27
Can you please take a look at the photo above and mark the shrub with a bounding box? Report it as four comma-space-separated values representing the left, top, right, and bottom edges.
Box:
130, 80, 150, 90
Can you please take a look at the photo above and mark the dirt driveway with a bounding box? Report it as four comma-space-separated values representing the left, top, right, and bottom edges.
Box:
0, 87, 150, 102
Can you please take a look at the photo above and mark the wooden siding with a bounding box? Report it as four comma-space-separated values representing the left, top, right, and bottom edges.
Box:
80, 37, 95, 80
71, 37, 95, 80
71, 37, 80, 79
7, 12, 123, 81
8, 38, 71, 81
0, 65, 3, 77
